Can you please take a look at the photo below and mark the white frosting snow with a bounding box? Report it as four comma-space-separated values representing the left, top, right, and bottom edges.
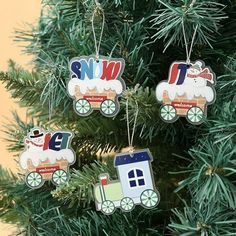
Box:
19, 149, 75, 170
68, 77, 123, 95
156, 82, 215, 102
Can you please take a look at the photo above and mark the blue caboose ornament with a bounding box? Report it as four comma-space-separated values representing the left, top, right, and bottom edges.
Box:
94, 149, 160, 215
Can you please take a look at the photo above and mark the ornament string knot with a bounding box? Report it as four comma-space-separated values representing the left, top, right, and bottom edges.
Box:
126, 98, 139, 153
92, 0, 105, 60
196, 222, 210, 231
95, 0, 101, 8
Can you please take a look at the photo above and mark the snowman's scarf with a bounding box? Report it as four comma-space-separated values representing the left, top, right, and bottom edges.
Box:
187, 68, 213, 81
25, 139, 44, 147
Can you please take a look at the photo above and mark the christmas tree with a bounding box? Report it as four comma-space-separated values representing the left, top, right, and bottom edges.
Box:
0, 0, 236, 235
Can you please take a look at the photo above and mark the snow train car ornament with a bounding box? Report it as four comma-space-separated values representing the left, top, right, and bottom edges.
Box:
19, 128, 75, 189
94, 149, 160, 215
67, 56, 126, 117
156, 60, 216, 124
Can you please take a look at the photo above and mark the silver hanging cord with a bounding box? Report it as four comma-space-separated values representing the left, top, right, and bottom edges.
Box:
182, 20, 198, 64
48, 77, 53, 121
181, 0, 198, 64
126, 99, 139, 153
92, 0, 105, 60
189, 0, 196, 8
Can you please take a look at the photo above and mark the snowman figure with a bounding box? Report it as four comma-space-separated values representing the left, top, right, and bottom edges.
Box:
25, 129, 48, 153
184, 61, 214, 87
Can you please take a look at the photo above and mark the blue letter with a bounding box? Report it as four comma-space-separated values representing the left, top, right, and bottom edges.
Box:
60, 133, 72, 149
176, 63, 188, 85
49, 132, 63, 151
71, 60, 81, 79
80, 58, 93, 80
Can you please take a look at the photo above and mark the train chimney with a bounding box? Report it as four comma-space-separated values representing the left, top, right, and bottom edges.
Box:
99, 174, 108, 186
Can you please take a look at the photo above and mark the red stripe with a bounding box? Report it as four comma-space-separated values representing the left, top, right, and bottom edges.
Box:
43, 134, 51, 150
171, 101, 196, 109
168, 63, 179, 84
84, 95, 107, 102
36, 165, 59, 174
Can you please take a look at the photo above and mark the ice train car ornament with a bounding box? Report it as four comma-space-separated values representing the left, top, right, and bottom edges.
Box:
94, 149, 160, 215
19, 128, 75, 189
156, 60, 216, 124
67, 56, 126, 117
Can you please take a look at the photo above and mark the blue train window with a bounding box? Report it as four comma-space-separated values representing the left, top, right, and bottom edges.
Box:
138, 179, 145, 186
136, 169, 143, 177
130, 180, 136, 187
128, 170, 135, 178
128, 169, 145, 188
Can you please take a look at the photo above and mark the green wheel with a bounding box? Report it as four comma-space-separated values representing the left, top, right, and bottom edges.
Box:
187, 106, 204, 124
101, 200, 116, 215
120, 197, 135, 212
75, 99, 91, 116
160, 105, 177, 122
52, 169, 68, 185
100, 100, 117, 116
140, 189, 160, 209
26, 172, 43, 188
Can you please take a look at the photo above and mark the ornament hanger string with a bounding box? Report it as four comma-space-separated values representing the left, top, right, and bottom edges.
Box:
126, 99, 139, 152
92, 0, 105, 60
181, 0, 198, 64
189, 0, 196, 8
182, 20, 198, 64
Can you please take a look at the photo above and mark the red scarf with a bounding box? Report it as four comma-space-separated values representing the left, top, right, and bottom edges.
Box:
25, 133, 51, 150
25, 139, 44, 147
187, 68, 213, 81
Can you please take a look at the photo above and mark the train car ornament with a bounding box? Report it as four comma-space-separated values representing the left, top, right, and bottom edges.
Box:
67, 55, 126, 117
19, 127, 75, 189
94, 149, 160, 215
156, 60, 216, 125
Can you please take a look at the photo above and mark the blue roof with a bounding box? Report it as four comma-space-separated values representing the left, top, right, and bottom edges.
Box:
114, 149, 152, 166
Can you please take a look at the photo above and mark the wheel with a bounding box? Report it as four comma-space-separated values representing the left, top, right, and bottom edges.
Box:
101, 200, 116, 215
100, 99, 117, 116
160, 104, 177, 122
74, 99, 92, 116
186, 106, 204, 124
26, 172, 43, 188
52, 169, 68, 185
120, 197, 135, 212
140, 189, 160, 209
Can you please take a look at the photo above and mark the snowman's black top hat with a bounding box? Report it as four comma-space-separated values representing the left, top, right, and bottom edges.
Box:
30, 129, 44, 138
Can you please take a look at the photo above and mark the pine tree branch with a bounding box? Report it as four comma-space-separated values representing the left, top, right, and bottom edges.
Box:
169, 201, 236, 235
175, 139, 236, 209
1, 1, 236, 235
151, 0, 227, 51
52, 161, 116, 208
